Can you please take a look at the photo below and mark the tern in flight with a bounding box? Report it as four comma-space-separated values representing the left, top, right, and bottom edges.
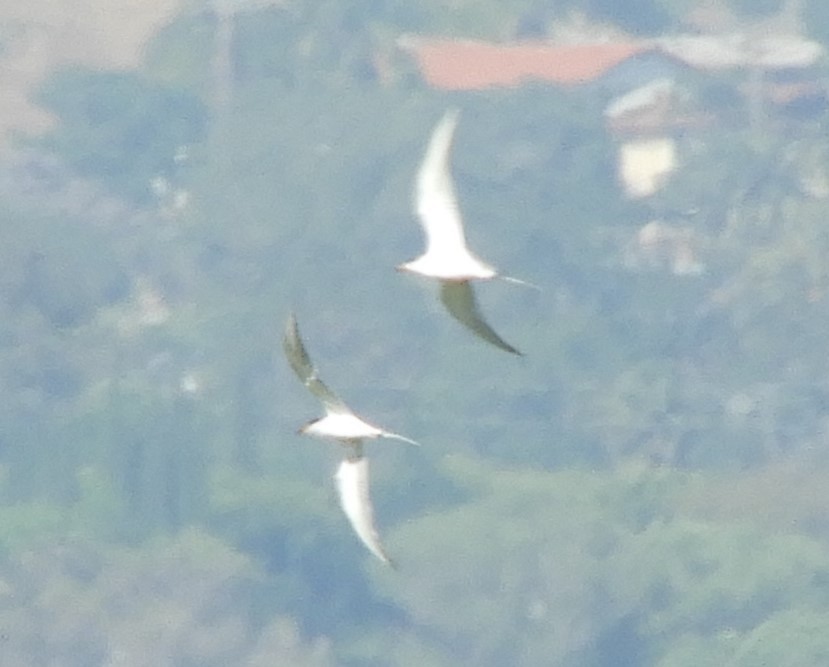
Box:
397, 109, 535, 355
283, 313, 419, 566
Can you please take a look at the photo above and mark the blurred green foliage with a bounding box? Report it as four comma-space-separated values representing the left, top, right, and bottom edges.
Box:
33, 69, 207, 203
804, 0, 829, 47
0, 0, 828, 664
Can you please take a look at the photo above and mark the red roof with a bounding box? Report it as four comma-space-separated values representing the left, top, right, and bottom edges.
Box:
401, 38, 652, 90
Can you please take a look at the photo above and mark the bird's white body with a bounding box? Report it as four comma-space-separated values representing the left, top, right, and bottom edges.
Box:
283, 314, 418, 565
301, 412, 384, 441
398, 253, 496, 282
398, 109, 499, 282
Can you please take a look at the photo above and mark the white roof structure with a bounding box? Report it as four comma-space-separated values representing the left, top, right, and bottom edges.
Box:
604, 78, 677, 119
657, 34, 824, 70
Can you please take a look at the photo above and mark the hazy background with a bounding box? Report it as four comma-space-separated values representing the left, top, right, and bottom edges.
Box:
1, 0, 829, 665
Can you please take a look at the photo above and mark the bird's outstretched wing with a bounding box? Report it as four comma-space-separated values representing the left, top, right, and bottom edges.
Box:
439, 281, 522, 355
334, 446, 394, 566
415, 108, 470, 259
283, 314, 353, 415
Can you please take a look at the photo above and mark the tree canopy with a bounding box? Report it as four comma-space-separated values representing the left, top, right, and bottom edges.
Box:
0, 0, 828, 664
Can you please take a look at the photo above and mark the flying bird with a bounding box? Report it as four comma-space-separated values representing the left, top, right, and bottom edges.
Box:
283, 313, 418, 566
397, 109, 535, 355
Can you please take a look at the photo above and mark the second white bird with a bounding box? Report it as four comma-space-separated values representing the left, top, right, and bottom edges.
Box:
283, 313, 419, 566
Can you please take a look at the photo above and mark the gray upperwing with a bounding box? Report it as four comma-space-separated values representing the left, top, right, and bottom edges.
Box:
334, 447, 395, 566
439, 281, 523, 356
283, 314, 353, 414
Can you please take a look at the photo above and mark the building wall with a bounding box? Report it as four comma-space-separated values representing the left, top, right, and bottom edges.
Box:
618, 136, 677, 198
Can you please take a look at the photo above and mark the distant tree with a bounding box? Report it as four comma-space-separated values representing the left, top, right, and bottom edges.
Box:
206, 466, 401, 638
385, 463, 674, 666
387, 461, 829, 667
730, 0, 784, 18
588, 0, 672, 34
143, 9, 217, 94
34, 69, 207, 204
0, 531, 335, 666
803, 0, 829, 46
727, 610, 829, 666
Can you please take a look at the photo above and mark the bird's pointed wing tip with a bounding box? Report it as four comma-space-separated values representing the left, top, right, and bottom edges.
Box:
497, 341, 524, 356
437, 108, 461, 136
335, 456, 394, 567
282, 314, 304, 360
439, 281, 523, 356
284, 312, 299, 337
444, 106, 461, 123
